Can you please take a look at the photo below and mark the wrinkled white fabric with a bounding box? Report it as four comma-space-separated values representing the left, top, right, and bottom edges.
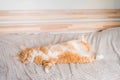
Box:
0, 28, 120, 80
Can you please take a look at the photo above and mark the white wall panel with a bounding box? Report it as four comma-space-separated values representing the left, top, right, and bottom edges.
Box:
0, 0, 119, 10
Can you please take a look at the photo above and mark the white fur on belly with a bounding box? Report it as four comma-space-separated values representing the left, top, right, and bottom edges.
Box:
47, 46, 61, 58
69, 40, 91, 57
30, 50, 49, 63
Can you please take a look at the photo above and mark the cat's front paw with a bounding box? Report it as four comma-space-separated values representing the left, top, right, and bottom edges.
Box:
45, 67, 50, 73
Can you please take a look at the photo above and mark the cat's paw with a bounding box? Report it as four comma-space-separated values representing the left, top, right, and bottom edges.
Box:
45, 67, 50, 73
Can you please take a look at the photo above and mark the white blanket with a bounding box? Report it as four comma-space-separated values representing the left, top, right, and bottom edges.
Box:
0, 28, 120, 80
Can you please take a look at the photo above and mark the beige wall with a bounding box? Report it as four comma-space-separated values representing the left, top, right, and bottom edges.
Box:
0, 0, 120, 33
0, 0, 120, 10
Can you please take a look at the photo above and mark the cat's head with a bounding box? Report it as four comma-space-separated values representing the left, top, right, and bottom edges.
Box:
18, 48, 34, 64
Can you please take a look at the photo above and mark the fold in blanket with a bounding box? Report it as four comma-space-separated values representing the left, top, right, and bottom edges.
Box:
0, 28, 120, 80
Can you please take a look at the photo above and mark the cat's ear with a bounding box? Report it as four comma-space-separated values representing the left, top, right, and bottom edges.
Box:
19, 45, 26, 50
81, 34, 87, 42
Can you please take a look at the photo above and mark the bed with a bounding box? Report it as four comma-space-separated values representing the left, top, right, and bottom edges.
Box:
0, 27, 120, 80
0, 10, 120, 80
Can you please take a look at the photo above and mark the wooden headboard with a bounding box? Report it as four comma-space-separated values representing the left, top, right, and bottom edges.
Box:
0, 9, 120, 33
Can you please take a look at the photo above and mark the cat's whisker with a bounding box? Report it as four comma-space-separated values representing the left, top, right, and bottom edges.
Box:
13, 56, 19, 60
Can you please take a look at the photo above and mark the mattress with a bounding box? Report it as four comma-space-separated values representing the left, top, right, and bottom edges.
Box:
0, 28, 120, 80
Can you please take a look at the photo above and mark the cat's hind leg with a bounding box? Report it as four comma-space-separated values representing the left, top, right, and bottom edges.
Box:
42, 58, 57, 73
42, 60, 52, 73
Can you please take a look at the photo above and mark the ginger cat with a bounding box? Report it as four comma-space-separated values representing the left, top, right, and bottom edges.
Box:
17, 35, 103, 73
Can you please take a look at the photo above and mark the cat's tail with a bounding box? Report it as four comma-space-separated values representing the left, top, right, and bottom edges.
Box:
96, 54, 104, 60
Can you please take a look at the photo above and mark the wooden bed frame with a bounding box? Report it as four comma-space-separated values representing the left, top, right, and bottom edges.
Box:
0, 9, 120, 33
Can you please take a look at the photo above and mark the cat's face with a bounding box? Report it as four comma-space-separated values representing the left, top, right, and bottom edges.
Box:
19, 48, 34, 64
